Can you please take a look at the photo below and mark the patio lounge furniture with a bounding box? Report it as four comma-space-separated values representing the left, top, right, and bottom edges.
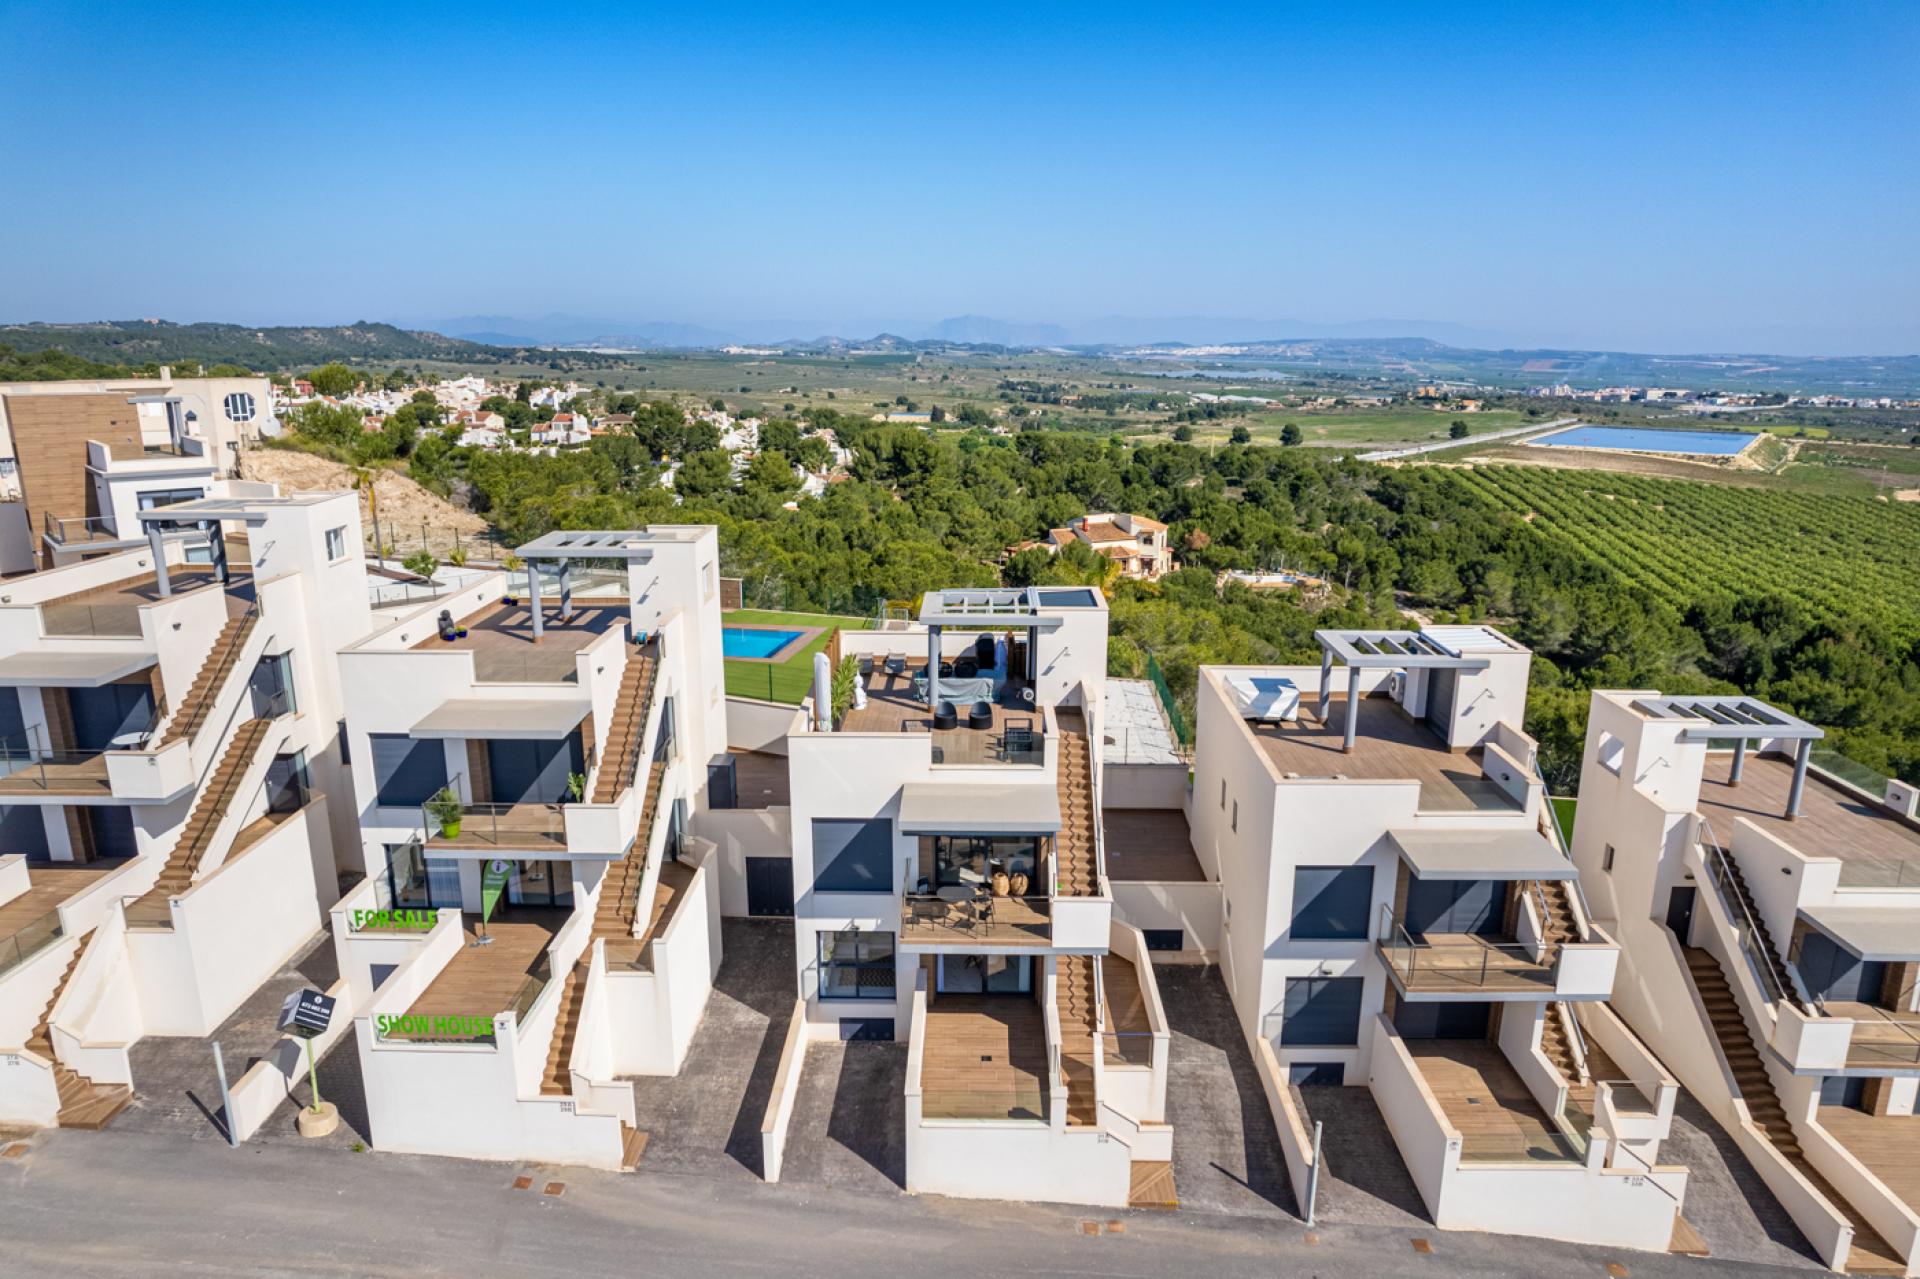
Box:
974, 634, 996, 665
953, 655, 978, 679
933, 700, 959, 731
1002, 717, 1036, 759
967, 700, 993, 730
884, 653, 906, 676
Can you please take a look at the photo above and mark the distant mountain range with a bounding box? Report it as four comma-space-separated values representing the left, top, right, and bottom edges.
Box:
3, 317, 1915, 396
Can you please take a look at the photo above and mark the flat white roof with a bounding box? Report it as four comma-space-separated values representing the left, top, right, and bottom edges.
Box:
1800, 904, 1920, 962
0, 650, 156, 687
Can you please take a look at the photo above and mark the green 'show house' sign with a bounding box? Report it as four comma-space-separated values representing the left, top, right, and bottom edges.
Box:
376, 1014, 496, 1040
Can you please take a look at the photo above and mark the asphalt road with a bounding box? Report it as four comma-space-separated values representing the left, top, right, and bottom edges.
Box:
2, 1127, 1819, 1278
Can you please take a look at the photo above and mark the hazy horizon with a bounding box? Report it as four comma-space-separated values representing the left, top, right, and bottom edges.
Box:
3, 2, 1915, 357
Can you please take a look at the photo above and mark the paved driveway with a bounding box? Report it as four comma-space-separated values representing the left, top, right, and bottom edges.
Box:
1155, 965, 1296, 1217
780, 1040, 905, 1194
627, 918, 796, 1181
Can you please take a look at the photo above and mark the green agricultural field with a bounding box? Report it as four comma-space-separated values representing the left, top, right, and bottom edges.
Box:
723, 608, 875, 704
1447, 465, 1920, 643
1173, 407, 1531, 449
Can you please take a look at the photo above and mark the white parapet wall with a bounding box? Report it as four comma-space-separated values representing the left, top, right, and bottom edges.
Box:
126, 804, 325, 1037
606, 842, 722, 1076
1111, 880, 1222, 959
760, 998, 808, 1182
693, 807, 791, 917
228, 976, 357, 1142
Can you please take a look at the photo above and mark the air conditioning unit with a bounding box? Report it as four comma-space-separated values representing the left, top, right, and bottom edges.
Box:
1388, 671, 1407, 704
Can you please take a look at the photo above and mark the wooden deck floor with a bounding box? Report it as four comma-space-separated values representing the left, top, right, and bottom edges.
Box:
39, 567, 227, 637
607, 859, 695, 969
1384, 933, 1557, 994
920, 995, 1049, 1121
728, 748, 790, 808
0, 862, 123, 946
0, 754, 112, 796
1102, 951, 1155, 1066
1102, 808, 1204, 882
424, 803, 567, 854
399, 910, 566, 1032
1697, 752, 1920, 885
1819, 1107, 1920, 1218
412, 599, 625, 684
1407, 1039, 1580, 1163
839, 664, 1043, 767
1249, 695, 1519, 814
901, 894, 1051, 946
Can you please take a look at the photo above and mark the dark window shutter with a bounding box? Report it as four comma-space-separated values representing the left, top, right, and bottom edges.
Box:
1280, 976, 1364, 1046
1291, 865, 1374, 940
370, 733, 449, 808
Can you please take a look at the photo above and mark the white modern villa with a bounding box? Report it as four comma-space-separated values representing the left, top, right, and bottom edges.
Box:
783, 586, 1177, 1209
332, 527, 729, 1171
1574, 689, 1920, 1275
1186, 628, 1692, 1252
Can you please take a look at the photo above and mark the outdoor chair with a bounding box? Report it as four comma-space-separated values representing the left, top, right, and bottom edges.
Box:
967, 700, 993, 730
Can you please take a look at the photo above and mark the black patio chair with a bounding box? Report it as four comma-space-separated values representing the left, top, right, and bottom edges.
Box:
932, 700, 959, 731
967, 700, 993, 730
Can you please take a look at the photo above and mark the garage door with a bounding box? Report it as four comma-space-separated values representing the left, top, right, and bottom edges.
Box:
746, 857, 794, 917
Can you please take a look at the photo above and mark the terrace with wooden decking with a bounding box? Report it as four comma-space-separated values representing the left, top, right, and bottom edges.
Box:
0, 862, 126, 966
837, 661, 1045, 768
1696, 752, 1920, 888
1407, 1038, 1581, 1163
390, 910, 568, 1040
1102, 809, 1204, 883
919, 994, 1049, 1121
410, 600, 626, 685
1249, 695, 1520, 814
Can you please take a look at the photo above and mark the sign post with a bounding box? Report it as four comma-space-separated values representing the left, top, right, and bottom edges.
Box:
476, 858, 511, 946
278, 988, 339, 1139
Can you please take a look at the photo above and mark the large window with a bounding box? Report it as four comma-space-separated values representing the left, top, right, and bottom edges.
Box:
928, 835, 1039, 891
137, 487, 206, 511
370, 733, 448, 808
818, 930, 895, 1000
263, 750, 310, 815
223, 391, 257, 422
324, 526, 347, 561
813, 818, 892, 893
383, 841, 461, 911
1291, 865, 1374, 940
1279, 976, 1364, 1047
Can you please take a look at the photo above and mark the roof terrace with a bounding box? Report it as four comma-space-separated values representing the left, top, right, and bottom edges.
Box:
1248, 694, 1519, 815
1697, 751, 1920, 887
410, 599, 626, 684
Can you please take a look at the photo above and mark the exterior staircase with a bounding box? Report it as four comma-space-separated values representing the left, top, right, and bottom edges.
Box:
1540, 1002, 1585, 1084
539, 963, 589, 1096
1054, 955, 1099, 1127
590, 648, 657, 804
1052, 712, 1096, 897
127, 718, 272, 919
25, 932, 131, 1129
158, 613, 257, 747
1685, 946, 1903, 1276
1704, 844, 1808, 1012
591, 760, 667, 942
1530, 879, 1581, 946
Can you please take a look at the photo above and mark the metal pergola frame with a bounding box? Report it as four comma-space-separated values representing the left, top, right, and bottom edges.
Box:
1312, 629, 1492, 753
1631, 695, 1826, 819
512, 531, 656, 642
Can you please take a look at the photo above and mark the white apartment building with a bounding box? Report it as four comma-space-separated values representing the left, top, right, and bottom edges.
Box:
784, 587, 1177, 1209
331, 527, 730, 1171
1574, 690, 1920, 1275
1186, 628, 1690, 1252
0, 372, 274, 573
0, 490, 371, 1130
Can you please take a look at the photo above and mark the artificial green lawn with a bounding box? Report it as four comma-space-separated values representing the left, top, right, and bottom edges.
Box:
723, 609, 876, 704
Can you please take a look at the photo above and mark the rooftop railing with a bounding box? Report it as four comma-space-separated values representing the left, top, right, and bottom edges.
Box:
41, 512, 121, 546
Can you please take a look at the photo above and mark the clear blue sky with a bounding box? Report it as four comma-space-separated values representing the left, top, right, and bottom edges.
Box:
2, 1, 1915, 353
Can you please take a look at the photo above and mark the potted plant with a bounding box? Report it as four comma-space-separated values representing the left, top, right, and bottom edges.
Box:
565, 772, 585, 803
426, 787, 464, 839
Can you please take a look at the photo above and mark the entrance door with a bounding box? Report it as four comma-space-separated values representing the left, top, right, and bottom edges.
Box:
936, 954, 1032, 994
1664, 886, 1698, 943
510, 860, 572, 908
745, 857, 794, 916
1425, 667, 1457, 740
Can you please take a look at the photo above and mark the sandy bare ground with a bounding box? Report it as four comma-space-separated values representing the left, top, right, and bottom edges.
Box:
239, 448, 491, 555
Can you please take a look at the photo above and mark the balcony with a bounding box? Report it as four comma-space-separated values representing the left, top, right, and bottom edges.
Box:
902, 893, 1051, 946
837, 663, 1045, 768
1380, 924, 1559, 995
421, 779, 568, 855
41, 512, 127, 551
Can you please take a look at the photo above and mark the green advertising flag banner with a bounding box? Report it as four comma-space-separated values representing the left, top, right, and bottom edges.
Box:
481, 859, 511, 927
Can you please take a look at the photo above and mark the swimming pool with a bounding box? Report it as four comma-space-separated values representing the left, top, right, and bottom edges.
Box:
722, 626, 805, 659
1529, 425, 1759, 456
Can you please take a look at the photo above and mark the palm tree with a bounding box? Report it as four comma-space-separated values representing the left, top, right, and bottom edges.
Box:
350, 463, 382, 562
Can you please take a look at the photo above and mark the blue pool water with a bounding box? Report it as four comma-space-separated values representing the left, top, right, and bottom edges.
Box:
1530, 425, 1758, 455
722, 626, 803, 659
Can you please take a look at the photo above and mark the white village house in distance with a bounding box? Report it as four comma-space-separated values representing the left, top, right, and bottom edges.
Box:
332, 527, 729, 1171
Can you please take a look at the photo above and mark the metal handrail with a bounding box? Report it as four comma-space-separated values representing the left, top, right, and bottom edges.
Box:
1529, 751, 1598, 930
1697, 817, 1803, 1012
1563, 1002, 1592, 1080
1093, 955, 1107, 1035
164, 596, 264, 749
1379, 902, 1557, 988
421, 771, 565, 848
